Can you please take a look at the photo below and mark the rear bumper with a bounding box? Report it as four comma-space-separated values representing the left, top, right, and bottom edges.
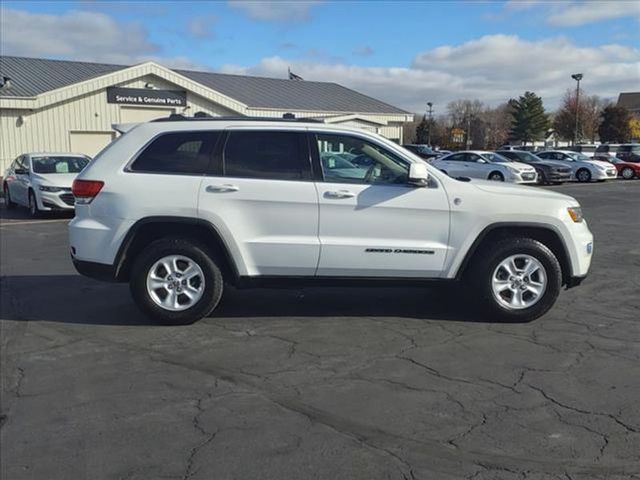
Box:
72, 257, 118, 282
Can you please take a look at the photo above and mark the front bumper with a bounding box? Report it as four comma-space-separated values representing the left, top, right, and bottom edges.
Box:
37, 189, 75, 210
565, 274, 587, 289
547, 171, 572, 182
590, 169, 618, 181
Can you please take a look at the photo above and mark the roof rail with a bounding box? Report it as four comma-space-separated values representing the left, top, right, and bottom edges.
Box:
152, 112, 324, 123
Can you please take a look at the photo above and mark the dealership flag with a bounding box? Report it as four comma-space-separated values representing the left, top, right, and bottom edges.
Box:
288, 68, 304, 81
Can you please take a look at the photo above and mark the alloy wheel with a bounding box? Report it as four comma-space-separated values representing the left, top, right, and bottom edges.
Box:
491, 254, 547, 310
146, 255, 205, 311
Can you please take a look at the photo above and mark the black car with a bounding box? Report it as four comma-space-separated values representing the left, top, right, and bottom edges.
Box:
497, 150, 572, 184
402, 144, 440, 160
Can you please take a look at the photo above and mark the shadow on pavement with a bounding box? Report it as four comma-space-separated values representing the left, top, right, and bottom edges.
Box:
0, 274, 521, 326
0, 203, 75, 221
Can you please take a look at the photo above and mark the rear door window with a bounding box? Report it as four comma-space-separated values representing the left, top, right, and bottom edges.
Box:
131, 131, 220, 174
223, 131, 311, 181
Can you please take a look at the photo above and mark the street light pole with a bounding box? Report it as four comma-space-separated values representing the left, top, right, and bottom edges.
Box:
426, 102, 433, 147
571, 73, 583, 146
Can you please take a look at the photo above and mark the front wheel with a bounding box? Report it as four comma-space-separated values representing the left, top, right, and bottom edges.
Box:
488, 171, 504, 182
28, 190, 41, 218
576, 168, 592, 183
129, 237, 224, 325
469, 238, 562, 322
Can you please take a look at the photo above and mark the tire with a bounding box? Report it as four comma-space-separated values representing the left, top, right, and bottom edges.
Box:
576, 168, 591, 183
488, 171, 504, 182
468, 237, 562, 323
129, 237, 224, 325
536, 170, 547, 185
621, 167, 634, 180
28, 190, 40, 218
3, 184, 16, 209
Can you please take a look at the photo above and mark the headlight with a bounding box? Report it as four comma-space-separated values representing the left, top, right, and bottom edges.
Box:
38, 186, 63, 192
567, 206, 584, 223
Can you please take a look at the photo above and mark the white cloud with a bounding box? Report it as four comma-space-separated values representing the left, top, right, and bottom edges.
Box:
187, 16, 217, 39
353, 45, 374, 57
227, 0, 322, 22
0, 8, 206, 69
221, 35, 640, 112
546, 1, 640, 27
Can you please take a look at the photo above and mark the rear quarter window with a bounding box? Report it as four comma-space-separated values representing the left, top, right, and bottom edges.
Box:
130, 131, 220, 174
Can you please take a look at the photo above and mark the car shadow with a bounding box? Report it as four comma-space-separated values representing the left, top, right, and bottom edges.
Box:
0, 202, 74, 221
0, 274, 526, 326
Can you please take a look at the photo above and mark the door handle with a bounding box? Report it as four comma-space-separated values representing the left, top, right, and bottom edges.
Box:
325, 190, 355, 199
206, 184, 239, 193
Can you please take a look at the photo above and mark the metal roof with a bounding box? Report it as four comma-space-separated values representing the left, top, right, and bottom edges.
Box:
617, 92, 640, 112
0, 56, 408, 115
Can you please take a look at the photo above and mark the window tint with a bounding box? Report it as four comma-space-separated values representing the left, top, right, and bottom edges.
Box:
316, 133, 409, 185
131, 131, 219, 174
466, 153, 481, 162
32, 156, 89, 174
447, 153, 465, 162
224, 131, 310, 181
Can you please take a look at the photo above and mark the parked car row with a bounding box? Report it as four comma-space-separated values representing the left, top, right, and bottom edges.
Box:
404, 144, 638, 184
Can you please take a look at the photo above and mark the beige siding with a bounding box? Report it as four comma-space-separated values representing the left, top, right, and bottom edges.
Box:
1, 67, 410, 171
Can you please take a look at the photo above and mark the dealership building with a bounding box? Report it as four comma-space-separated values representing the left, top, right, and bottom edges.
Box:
0, 56, 412, 171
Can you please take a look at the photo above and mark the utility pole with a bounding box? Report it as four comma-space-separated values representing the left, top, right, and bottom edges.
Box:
466, 113, 472, 149
571, 73, 583, 146
426, 102, 433, 147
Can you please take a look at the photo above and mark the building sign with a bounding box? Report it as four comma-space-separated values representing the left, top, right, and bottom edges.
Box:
106, 87, 187, 107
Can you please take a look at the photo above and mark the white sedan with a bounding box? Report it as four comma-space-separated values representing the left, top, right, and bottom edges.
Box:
431, 151, 538, 183
3, 153, 91, 216
536, 150, 618, 182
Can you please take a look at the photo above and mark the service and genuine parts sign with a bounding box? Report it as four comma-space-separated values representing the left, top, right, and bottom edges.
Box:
106, 87, 187, 107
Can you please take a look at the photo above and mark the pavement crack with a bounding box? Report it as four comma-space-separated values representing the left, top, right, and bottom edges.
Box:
527, 383, 638, 434
181, 394, 217, 480
397, 355, 519, 394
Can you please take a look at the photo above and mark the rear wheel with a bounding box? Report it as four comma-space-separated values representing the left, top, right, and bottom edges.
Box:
621, 167, 634, 180
468, 237, 562, 322
129, 237, 224, 325
3, 184, 16, 209
576, 168, 591, 183
488, 171, 504, 182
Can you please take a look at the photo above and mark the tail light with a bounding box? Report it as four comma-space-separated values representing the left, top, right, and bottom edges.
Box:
72, 180, 104, 204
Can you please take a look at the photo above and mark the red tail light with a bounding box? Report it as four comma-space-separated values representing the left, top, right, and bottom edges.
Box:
72, 180, 104, 204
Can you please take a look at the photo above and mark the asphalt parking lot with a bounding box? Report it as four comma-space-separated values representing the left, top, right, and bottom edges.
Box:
1, 181, 639, 480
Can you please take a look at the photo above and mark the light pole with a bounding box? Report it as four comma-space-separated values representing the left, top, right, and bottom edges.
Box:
571, 73, 583, 145
426, 102, 433, 147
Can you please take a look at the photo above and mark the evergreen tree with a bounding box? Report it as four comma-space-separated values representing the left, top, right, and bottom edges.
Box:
508, 91, 549, 144
598, 105, 632, 143
415, 115, 429, 144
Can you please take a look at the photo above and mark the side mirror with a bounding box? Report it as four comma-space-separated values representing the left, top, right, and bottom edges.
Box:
408, 163, 429, 187
477, 158, 487, 164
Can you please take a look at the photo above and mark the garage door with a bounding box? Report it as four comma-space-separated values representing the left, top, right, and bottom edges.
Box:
120, 106, 175, 123
69, 131, 115, 157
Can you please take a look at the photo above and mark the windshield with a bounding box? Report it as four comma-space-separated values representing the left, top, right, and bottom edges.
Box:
32, 156, 89, 174
480, 152, 511, 163
566, 152, 590, 162
504, 151, 540, 163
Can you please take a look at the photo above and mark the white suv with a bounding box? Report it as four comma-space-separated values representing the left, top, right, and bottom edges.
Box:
69, 116, 593, 324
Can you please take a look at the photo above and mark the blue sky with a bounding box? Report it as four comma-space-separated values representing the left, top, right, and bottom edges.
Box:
1, 1, 639, 111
